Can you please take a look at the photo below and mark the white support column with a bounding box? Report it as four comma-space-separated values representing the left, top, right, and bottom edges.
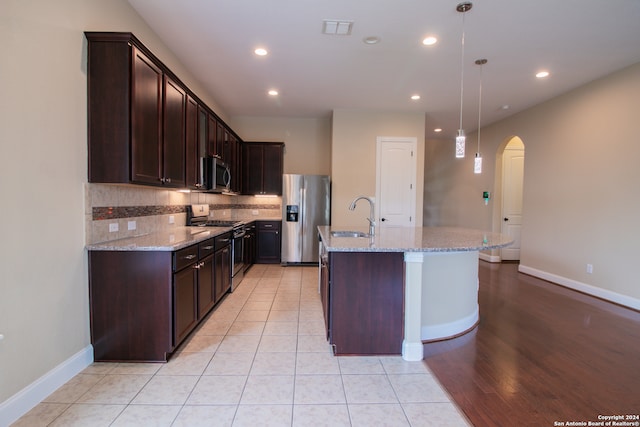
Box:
403, 252, 425, 361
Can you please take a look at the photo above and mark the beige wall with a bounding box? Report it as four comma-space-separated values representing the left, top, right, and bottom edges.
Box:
331, 110, 425, 226
231, 116, 332, 176
424, 62, 640, 303
0, 0, 229, 405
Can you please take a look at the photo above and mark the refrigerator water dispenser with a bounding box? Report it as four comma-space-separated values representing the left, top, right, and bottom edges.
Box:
286, 205, 299, 222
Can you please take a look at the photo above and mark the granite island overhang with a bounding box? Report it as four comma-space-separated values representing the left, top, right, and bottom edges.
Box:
317, 226, 514, 361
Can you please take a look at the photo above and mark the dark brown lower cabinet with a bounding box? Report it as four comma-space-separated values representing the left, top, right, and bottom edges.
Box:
255, 220, 281, 263
89, 250, 174, 362
327, 251, 405, 355
88, 233, 232, 362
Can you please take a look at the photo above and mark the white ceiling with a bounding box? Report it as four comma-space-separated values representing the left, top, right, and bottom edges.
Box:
127, 0, 640, 139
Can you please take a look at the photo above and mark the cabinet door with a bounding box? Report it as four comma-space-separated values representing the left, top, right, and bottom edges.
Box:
214, 246, 231, 302
207, 115, 217, 158
262, 144, 284, 195
242, 143, 264, 194
220, 126, 229, 162
243, 226, 255, 271
228, 135, 239, 192
198, 254, 215, 319
185, 96, 199, 189
163, 76, 186, 187
173, 265, 198, 346
256, 221, 281, 263
131, 47, 163, 185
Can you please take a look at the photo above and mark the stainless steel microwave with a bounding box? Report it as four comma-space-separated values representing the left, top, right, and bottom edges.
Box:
202, 156, 230, 192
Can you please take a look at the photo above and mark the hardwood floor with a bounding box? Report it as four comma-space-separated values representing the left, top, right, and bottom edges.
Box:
423, 261, 640, 427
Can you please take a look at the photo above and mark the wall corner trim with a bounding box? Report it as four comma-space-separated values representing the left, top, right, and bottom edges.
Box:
0, 345, 94, 426
518, 264, 640, 311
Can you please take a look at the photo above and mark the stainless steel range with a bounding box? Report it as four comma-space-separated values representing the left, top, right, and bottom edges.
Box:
187, 204, 245, 291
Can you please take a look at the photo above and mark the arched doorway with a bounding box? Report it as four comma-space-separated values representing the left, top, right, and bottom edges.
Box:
499, 137, 525, 261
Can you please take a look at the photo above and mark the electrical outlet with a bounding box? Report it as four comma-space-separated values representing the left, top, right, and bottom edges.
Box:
109, 223, 119, 232
127, 220, 136, 231
169, 215, 175, 224
586, 263, 593, 274
252, 210, 259, 215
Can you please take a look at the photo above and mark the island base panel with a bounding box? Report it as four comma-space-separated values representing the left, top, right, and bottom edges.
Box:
330, 252, 404, 355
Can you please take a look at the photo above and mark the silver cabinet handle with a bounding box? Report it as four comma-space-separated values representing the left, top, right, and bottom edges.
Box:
219, 238, 230, 243
203, 245, 214, 250
184, 254, 196, 260
264, 224, 273, 228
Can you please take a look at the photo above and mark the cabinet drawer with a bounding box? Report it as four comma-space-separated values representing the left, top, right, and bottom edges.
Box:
199, 238, 215, 258
257, 220, 281, 230
215, 232, 232, 250
174, 245, 198, 271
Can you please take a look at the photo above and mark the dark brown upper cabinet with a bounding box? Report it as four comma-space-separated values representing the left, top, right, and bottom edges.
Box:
85, 32, 243, 189
242, 142, 284, 195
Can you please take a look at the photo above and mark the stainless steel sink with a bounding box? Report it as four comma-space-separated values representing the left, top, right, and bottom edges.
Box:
330, 230, 370, 238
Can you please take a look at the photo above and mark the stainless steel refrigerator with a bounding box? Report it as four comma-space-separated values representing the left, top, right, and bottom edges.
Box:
281, 174, 331, 264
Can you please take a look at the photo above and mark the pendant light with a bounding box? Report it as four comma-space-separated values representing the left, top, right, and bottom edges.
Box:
455, 2, 472, 158
474, 58, 487, 174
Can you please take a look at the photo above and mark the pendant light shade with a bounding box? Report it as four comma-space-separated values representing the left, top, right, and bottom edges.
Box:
455, 2, 472, 159
456, 130, 466, 158
474, 58, 487, 174
474, 153, 482, 174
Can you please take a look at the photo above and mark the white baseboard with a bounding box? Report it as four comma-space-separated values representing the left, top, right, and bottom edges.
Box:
0, 345, 94, 426
479, 252, 501, 263
518, 264, 640, 311
421, 307, 479, 341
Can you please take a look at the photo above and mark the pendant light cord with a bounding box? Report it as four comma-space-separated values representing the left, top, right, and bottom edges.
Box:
458, 11, 466, 131
477, 61, 483, 153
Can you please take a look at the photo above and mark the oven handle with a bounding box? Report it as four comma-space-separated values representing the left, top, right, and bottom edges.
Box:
234, 230, 246, 238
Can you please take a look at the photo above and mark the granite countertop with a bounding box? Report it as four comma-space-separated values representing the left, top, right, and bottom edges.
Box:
318, 226, 513, 253
86, 226, 232, 251
87, 218, 284, 251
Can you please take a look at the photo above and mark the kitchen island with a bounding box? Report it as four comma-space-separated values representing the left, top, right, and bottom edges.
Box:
318, 226, 513, 361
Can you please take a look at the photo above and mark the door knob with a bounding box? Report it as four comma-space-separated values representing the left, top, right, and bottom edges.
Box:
381, 218, 387, 222
503, 217, 509, 221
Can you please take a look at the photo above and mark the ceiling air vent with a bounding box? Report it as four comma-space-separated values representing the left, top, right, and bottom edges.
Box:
322, 20, 353, 35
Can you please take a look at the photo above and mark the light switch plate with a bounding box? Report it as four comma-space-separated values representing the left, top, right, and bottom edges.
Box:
109, 223, 118, 232
128, 220, 136, 231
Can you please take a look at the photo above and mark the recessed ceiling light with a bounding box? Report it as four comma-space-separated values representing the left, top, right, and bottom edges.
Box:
254, 48, 268, 56
501, 104, 510, 110
422, 36, 438, 46
268, 89, 279, 96
363, 36, 380, 45
411, 94, 421, 100
434, 128, 442, 133
536, 70, 550, 78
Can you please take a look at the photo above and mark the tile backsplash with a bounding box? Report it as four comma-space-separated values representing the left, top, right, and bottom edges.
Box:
85, 183, 281, 244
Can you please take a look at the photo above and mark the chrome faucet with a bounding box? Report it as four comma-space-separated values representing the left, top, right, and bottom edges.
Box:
348, 195, 376, 236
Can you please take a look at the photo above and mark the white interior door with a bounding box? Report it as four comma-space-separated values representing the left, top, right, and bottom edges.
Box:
501, 139, 525, 260
376, 137, 417, 227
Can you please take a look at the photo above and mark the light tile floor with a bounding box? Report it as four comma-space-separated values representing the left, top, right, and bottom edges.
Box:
13, 265, 471, 426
